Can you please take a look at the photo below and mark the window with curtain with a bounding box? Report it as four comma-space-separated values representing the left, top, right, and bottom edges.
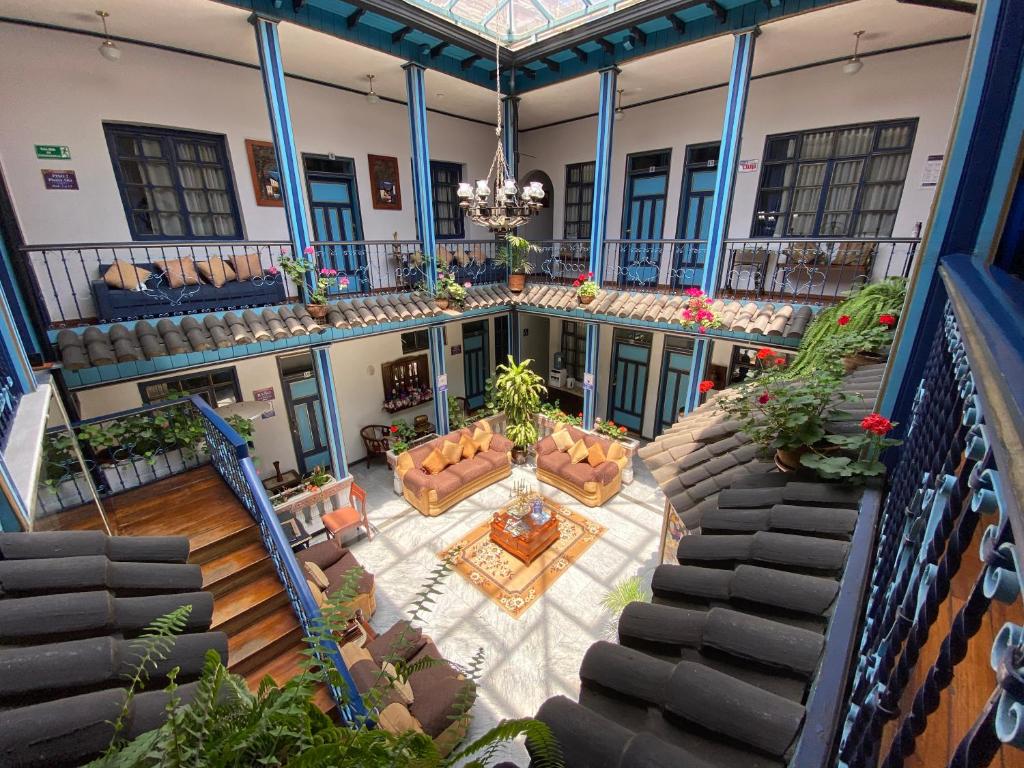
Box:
430, 160, 465, 239
752, 119, 917, 238
564, 162, 595, 239
104, 124, 242, 241
560, 320, 587, 380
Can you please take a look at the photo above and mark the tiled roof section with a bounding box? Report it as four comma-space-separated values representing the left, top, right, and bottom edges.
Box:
637, 363, 885, 530
0, 531, 227, 768
513, 284, 815, 338
533, 367, 883, 768
54, 284, 813, 370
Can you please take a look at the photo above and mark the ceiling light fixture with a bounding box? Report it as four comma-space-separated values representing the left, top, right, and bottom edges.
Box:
457, 6, 543, 232
96, 10, 121, 62
623, 32, 635, 51
614, 88, 625, 121
366, 74, 380, 104
842, 30, 865, 75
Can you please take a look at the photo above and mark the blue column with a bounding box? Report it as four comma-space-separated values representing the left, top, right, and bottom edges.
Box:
881, 0, 1023, 421
682, 338, 711, 414
581, 66, 618, 431
252, 15, 313, 292
701, 28, 758, 296
311, 344, 347, 479
502, 95, 519, 179
405, 62, 449, 434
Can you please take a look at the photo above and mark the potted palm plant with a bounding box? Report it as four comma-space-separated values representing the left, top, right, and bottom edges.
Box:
495, 234, 537, 293
493, 355, 546, 464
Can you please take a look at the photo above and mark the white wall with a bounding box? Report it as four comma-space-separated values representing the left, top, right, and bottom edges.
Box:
519, 40, 968, 242
0, 23, 494, 246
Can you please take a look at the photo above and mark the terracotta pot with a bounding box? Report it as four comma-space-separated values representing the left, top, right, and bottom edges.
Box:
578, 294, 595, 306
435, 297, 450, 310
775, 446, 809, 473
306, 304, 329, 320
508, 273, 526, 293
842, 351, 883, 374
511, 446, 529, 465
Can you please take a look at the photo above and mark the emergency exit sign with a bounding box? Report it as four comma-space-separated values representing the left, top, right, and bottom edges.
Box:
35, 144, 71, 160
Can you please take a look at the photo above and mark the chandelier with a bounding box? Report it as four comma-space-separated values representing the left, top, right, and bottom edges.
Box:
457, 23, 544, 232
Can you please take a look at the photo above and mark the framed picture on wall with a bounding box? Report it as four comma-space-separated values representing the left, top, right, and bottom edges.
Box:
368, 154, 402, 210
245, 139, 283, 207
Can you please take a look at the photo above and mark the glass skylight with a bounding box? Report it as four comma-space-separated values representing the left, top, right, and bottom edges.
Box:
406, 0, 650, 49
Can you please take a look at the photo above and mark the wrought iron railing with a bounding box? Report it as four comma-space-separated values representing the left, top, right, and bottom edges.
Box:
718, 237, 918, 305
21, 240, 294, 329
601, 239, 708, 291
835, 295, 1023, 766
311, 239, 422, 295
436, 238, 506, 286
191, 395, 365, 722
0, 342, 23, 451
526, 239, 591, 285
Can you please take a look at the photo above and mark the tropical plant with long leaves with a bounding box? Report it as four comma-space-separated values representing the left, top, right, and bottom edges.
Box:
493, 356, 547, 450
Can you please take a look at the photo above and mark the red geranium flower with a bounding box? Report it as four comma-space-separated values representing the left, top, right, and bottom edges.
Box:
756, 347, 774, 360
390, 425, 399, 433
699, 380, 714, 393
861, 413, 894, 435
879, 314, 896, 326
578, 412, 583, 418
757, 393, 772, 405
618, 426, 627, 433
774, 357, 786, 366
838, 315, 851, 326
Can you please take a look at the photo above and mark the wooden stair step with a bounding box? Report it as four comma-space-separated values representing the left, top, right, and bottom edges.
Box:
244, 642, 334, 713
210, 570, 287, 633
188, 523, 261, 565
201, 540, 271, 596
227, 606, 303, 675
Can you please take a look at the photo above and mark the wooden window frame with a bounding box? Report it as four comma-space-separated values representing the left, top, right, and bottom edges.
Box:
564, 161, 596, 240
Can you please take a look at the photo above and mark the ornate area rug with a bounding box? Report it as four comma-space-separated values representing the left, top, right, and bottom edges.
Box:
439, 504, 606, 619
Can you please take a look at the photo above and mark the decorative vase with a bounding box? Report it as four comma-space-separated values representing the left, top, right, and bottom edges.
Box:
435, 297, 450, 310
508, 273, 526, 293
306, 303, 329, 320
775, 446, 808, 473
578, 294, 595, 306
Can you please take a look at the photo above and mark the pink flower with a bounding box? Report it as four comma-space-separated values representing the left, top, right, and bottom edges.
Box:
464, 281, 472, 288
303, 246, 315, 255
757, 393, 772, 404
682, 309, 694, 320
319, 268, 331, 276
698, 326, 707, 334
684, 287, 704, 297
267, 266, 279, 276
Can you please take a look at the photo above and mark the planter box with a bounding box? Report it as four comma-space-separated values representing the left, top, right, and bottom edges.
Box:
37, 475, 93, 516
100, 448, 193, 495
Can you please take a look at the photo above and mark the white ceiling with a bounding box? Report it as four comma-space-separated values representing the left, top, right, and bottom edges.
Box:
0, 0, 975, 129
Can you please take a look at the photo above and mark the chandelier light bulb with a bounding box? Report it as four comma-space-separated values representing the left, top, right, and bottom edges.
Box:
95, 10, 121, 62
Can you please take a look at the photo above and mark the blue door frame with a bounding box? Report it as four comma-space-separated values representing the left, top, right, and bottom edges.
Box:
674, 142, 719, 289
608, 329, 652, 433
304, 155, 366, 294
283, 372, 331, 474
619, 150, 671, 286
462, 320, 489, 411
656, 337, 695, 436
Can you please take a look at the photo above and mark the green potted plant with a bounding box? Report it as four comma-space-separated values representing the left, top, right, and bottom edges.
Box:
278, 246, 346, 320
495, 234, 537, 293
573, 272, 599, 305
430, 268, 469, 310
827, 313, 898, 373
493, 355, 546, 463
800, 412, 902, 481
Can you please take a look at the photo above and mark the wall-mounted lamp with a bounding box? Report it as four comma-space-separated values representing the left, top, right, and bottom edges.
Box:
842, 30, 865, 75
96, 10, 121, 62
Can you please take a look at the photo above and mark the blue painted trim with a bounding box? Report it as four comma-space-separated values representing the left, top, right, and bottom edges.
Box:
582, 322, 599, 430
253, 15, 313, 292
429, 324, 449, 434
0, 454, 29, 531
311, 345, 348, 479
502, 96, 519, 179
404, 62, 438, 292
587, 66, 619, 280
882, 0, 1020, 419
682, 337, 711, 413
702, 29, 757, 296
0, 225, 42, 359
0, 269, 36, 395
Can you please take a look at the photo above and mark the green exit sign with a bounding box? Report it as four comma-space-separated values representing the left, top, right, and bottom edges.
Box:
35, 144, 71, 160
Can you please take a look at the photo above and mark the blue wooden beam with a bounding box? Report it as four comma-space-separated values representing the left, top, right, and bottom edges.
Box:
311, 344, 348, 479
252, 15, 313, 294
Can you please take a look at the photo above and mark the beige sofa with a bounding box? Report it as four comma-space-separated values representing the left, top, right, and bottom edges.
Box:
395, 420, 513, 516
535, 424, 627, 507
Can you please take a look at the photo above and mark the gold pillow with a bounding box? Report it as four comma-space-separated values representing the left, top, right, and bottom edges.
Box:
382, 661, 415, 704
304, 561, 330, 590
196, 257, 237, 287
421, 448, 448, 475
153, 257, 202, 289
459, 433, 478, 459
551, 429, 575, 452
472, 427, 493, 452
378, 702, 424, 734
587, 442, 607, 468
231, 252, 265, 281
606, 442, 626, 462
103, 260, 151, 290
441, 438, 463, 465
568, 439, 589, 464
307, 579, 326, 608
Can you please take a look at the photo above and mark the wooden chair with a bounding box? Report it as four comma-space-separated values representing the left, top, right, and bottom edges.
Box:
360, 424, 391, 468
322, 482, 373, 542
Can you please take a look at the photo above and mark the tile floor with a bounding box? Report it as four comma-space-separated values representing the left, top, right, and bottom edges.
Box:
340, 454, 666, 763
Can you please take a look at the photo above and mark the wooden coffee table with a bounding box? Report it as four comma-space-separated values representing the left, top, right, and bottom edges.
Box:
490, 497, 561, 565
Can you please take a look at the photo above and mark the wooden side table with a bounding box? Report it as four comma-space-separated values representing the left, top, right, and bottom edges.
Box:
490, 498, 561, 565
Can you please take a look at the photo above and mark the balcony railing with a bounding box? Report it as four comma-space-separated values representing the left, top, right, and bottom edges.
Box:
718, 237, 918, 305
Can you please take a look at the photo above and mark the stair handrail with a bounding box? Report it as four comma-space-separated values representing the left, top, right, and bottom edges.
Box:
188, 395, 366, 722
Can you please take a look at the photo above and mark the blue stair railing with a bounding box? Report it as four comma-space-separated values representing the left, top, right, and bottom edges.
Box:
190, 395, 366, 723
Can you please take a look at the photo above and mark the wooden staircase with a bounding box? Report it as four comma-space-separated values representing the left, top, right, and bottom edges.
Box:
43, 465, 332, 711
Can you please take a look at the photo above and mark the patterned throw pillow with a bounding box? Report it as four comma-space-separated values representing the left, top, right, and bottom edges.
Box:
587, 442, 607, 468
421, 448, 448, 475
568, 438, 589, 464
441, 438, 463, 465
551, 429, 575, 452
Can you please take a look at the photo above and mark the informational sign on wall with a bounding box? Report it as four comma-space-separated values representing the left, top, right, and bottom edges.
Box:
253, 387, 275, 419
41, 169, 78, 190
35, 144, 71, 160
450, 345, 462, 355
582, 372, 595, 391
436, 373, 448, 393
920, 154, 944, 187
738, 159, 759, 173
